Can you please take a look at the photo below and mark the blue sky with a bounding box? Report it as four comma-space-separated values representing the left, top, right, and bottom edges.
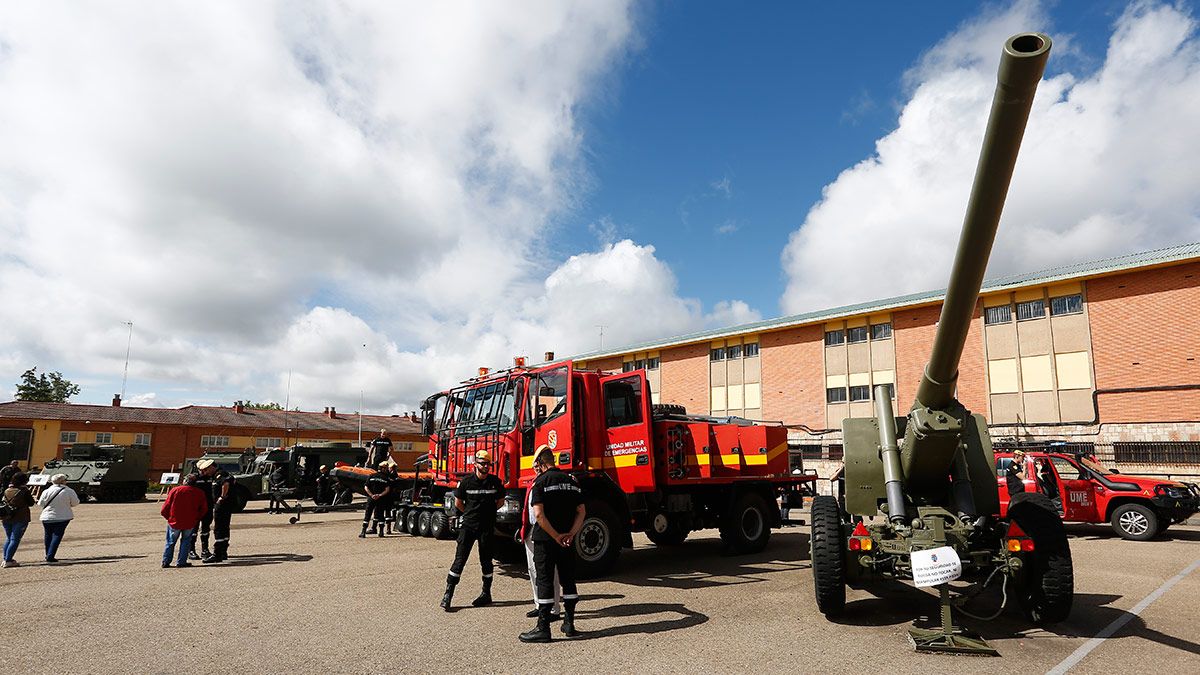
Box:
2, 1, 1198, 412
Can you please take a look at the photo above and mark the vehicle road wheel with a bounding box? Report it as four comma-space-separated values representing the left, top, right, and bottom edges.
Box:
430, 512, 450, 540
1110, 503, 1158, 541
406, 509, 422, 536
575, 499, 622, 579
645, 512, 688, 546
810, 495, 847, 617
395, 507, 410, 534
418, 509, 434, 537
1009, 492, 1074, 624
720, 492, 771, 554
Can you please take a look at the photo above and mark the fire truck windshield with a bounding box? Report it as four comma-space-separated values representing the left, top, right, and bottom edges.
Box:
447, 378, 522, 436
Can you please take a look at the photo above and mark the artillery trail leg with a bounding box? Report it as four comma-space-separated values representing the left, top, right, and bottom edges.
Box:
906, 516, 999, 656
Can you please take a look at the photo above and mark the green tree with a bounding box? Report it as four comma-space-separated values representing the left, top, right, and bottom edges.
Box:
246, 401, 284, 410
15, 367, 81, 403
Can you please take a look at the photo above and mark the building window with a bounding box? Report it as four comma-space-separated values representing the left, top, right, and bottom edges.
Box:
1016, 299, 1046, 321
622, 361, 635, 373
846, 326, 868, 344
710, 347, 726, 361
870, 323, 892, 340
646, 357, 660, 370
255, 437, 283, 449
824, 330, 845, 346
633, 359, 646, 370
826, 387, 847, 404
396, 441, 414, 452
60, 431, 77, 444
95, 432, 113, 444
1050, 294, 1083, 316
727, 344, 743, 359
201, 435, 230, 448
984, 305, 1012, 325
743, 343, 759, 358
134, 433, 151, 446
848, 385, 871, 402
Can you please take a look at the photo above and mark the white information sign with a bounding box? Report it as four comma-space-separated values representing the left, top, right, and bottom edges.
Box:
27, 474, 51, 486
160, 472, 181, 485
910, 546, 962, 588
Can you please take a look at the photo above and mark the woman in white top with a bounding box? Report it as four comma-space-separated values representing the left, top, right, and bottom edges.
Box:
38, 474, 80, 563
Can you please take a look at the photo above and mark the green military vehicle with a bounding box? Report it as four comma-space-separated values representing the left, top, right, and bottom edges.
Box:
237, 442, 367, 503
41, 443, 151, 502
180, 449, 257, 478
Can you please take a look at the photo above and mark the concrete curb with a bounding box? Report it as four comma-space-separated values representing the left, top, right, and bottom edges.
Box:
1186, 517, 1200, 527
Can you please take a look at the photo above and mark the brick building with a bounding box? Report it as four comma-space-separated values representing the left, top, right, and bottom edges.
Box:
0, 399, 426, 476
571, 243, 1200, 478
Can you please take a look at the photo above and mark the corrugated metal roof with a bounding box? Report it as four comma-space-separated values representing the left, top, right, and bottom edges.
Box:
571, 240, 1200, 362
0, 401, 423, 435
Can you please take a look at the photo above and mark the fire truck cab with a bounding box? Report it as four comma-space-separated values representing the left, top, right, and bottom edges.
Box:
419, 360, 816, 577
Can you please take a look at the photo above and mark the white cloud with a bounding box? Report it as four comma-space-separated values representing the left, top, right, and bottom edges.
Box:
711, 176, 733, 198
706, 300, 762, 328
781, 0, 1200, 313
715, 220, 739, 235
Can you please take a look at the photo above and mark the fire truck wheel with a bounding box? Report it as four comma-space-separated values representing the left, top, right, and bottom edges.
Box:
431, 512, 451, 540
576, 499, 622, 579
406, 509, 422, 536
1009, 492, 1074, 624
396, 507, 410, 533
809, 495, 846, 617
418, 509, 434, 537
1110, 503, 1159, 541
721, 492, 771, 554
645, 512, 689, 546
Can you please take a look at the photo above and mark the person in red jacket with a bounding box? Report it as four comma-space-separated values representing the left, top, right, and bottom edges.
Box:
160, 474, 209, 568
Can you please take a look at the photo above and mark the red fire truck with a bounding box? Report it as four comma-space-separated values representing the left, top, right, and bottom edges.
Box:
405, 359, 817, 577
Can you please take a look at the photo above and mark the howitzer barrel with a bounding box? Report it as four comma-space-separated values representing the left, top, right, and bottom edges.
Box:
915, 33, 1051, 411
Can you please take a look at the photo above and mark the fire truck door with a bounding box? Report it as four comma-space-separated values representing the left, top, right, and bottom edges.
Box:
527, 365, 574, 470
1048, 456, 1097, 522
598, 372, 655, 493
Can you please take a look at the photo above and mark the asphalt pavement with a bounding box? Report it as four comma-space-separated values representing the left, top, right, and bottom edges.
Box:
2, 502, 1197, 674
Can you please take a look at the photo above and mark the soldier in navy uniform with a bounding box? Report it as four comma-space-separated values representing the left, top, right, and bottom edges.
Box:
519, 447, 585, 643
440, 450, 504, 611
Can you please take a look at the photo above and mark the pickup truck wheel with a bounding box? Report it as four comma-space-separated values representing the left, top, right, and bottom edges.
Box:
810, 495, 846, 617
575, 499, 622, 579
721, 492, 771, 554
1111, 503, 1158, 541
1009, 492, 1074, 624
645, 512, 688, 546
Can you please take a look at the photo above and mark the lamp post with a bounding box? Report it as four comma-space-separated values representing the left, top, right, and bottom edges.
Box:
358, 389, 363, 447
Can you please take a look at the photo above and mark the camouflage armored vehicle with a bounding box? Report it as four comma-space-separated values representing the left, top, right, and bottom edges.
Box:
238, 442, 367, 501
41, 443, 151, 502
180, 449, 257, 478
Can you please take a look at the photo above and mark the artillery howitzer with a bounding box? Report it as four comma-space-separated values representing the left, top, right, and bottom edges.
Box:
809, 33, 1070, 655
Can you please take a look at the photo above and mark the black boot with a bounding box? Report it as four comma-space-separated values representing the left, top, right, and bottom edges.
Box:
366, 523, 377, 535
561, 600, 578, 637
200, 534, 211, 559
472, 576, 493, 607
376, 520, 385, 538
359, 522, 368, 538
440, 579, 456, 612
519, 606, 552, 643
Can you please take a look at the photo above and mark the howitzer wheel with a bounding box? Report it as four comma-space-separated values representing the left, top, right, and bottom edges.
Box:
418, 509, 433, 537
810, 495, 847, 617
1009, 492, 1074, 624
406, 508, 422, 536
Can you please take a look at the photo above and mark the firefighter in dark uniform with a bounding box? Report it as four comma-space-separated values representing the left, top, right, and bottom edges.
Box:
384, 461, 402, 534
367, 429, 392, 470
520, 446, 585, 643
188, 460, 216, 560
1005, 450, 1027, 496
440, 449, 504, 612
360, 464, 392, 538
203, 462, 235, 564
314, 465, 334, 510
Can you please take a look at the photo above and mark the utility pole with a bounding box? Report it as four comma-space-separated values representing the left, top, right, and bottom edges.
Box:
120, 321, 134, 399
358, 389, 364, 447
596, 324, 606, 349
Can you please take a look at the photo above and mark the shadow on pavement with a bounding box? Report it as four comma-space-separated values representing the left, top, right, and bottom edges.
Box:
1066, 524, 1200, 542
52, 554, 147, 566
220, 553, 314, 567
570, 602, 709, 640
602, 529, 810, 590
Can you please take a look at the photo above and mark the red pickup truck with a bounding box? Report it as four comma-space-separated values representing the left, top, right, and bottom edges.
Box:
995, 450, 1199, 541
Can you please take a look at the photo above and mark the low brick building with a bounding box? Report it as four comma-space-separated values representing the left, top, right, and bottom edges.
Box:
572, 242, 1200, 480
0, 399, 426, 476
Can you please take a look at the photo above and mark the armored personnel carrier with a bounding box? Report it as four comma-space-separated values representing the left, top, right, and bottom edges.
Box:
41, 443, 151, 502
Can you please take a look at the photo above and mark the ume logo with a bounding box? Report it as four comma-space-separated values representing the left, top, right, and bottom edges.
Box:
1069, 491, 1090, 505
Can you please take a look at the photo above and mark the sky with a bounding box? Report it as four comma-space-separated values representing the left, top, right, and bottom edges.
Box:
1, 0, 1198, 414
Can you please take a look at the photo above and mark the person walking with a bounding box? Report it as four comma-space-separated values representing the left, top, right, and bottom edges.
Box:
359, 465, 392, 538
440, 450, 504, 611
160, 474, 208, 568
519, 447, 585, 643
188, 461, 216, 560
267, 463, 290, 514
367, 429, 393, 470
37, 474, 80, 563
2, 472, 35, 568
203, 462, 236, 564
0, 460, 19, 490
520, 445, 561, 621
